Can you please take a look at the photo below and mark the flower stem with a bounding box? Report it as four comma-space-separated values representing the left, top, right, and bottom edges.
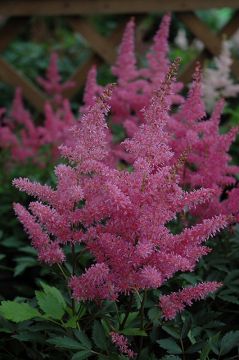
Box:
119, 293, 134, 330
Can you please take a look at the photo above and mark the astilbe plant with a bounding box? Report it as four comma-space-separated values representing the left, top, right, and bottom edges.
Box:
0, 87, 75, 165
37, 52, 75, 106
13, 61, 229, 334
83, 14, 183, 150
168, 65, 239, 220
85, 16, 239, 221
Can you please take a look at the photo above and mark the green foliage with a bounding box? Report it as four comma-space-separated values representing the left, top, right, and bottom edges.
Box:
47, 336, 88, 350
0, 301, 40, 323
157, 339, 182, 355
92, 320, 108, 351
35, 283, 67, 320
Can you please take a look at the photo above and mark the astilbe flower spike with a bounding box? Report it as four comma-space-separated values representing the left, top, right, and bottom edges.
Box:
14, 63, 228, 316
0, 88, 41, 162
168, 65, 239, 219
110, 332, 136, 358
160, 282, 221, 320
0, 87, 76, 165
37, 52, 75, 106
84, 14, 184, 164
84, 18, 239, 221
146, 12, 171, 83
80, 65, 103, 113
112, 17, 137, 83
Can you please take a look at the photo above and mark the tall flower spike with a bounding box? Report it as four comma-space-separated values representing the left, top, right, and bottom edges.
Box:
81, 66, 102, 112
14, 61, 230, 309
110, 332, 136, 358
112, 18, 137, 82
147, 13, 171, 82
160, 282, 222, 320
60, 85, 114, 165
123, 58, 180, 169
177, 62, 205, 123
37, 52, 75, 105
13, 203, 65, 264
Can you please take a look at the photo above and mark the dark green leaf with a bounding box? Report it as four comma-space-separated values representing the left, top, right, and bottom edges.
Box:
0, 301, 40, 323
71, 350, 92, 360
220, 331, 239, 356
157, 339, 182, 354
162, 325, 180, 340
186, 341, 205, 354
148, 308, 161, 326
92, 320, 107, 350
181, 316, 192, 338
47, 336, 85, 350
74, 330, 92, 350
14, 256, 37, 276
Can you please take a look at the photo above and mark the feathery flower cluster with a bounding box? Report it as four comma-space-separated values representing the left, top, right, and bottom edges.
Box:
37, 52, 75, 106
110, 332, 136, 358
14, 64, 227, 318
83, 14, 184, 147
0, 87, 75, 164
168, 65, 239, 219
84, 18, 239, 219
160, 282, 221, 320
84, 17, 239, 220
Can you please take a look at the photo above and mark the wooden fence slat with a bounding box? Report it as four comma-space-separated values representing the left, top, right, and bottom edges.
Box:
62, 55, 101, 99
69, 18, 117, 64
0, 0, 239, 16
179, 12, 239, 82
63, 19, 129, 99
221, 10, 239, 37
178, 13, 222, 56
0, 58, 47, 111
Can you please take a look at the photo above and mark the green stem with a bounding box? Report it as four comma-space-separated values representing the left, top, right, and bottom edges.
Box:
71, 245, 76, 316
114, 301, 121, 328
140, 290, 147, 330
119, 293, 134, 330
139, 290, 147, 352
71, 245, 76, 276
57, 264, 68, 280
180, 336, 186, 360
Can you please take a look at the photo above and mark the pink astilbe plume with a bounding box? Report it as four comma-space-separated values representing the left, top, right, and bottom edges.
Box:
14, 62, 229, 315
110, 15, 183, 119
80, 65, 103, 113
112, 18, 137, 83
146, 13, 171, 83
37, 52, 75, 105
87, 14, 183, 162
168, 65, 239, 219
13, 203, 65, 264
13, 164, 84, 264
160, 282, 221, 320
110, 332, 136, 358
0, 87, 76, 165
0, 88, 42, 162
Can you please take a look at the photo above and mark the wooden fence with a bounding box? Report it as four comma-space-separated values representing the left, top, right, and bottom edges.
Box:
0, 0, 239, 111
